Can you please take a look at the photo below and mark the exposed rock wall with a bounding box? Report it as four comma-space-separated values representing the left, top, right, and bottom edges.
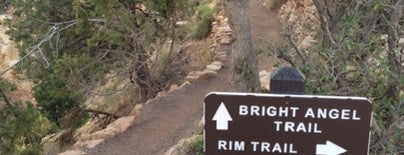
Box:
0, 15, 18, 78
278, 0, 320, 47
0, 14, 35, 104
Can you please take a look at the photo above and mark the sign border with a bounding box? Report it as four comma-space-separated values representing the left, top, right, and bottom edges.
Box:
204, 92, 373, 155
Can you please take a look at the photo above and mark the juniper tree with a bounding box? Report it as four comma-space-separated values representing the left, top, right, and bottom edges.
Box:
6, 0, 192, 125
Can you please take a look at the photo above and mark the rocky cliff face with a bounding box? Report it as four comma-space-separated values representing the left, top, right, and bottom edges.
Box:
0, 14, 18, 78
278, 0, 319, 48
0, 14, 35, 104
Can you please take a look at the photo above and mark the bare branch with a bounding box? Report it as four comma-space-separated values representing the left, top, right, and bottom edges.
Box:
284, 32, 307, 64
0, 19, 106, 76
274, 46, 295, 67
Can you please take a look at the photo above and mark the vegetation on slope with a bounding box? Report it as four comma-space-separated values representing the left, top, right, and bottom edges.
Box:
262, 0, 403, 154
1, 0, 215, 153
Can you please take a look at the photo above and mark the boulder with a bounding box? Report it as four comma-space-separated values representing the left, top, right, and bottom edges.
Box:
106, 116, 135, 133
206, 61, 224, 71
42, 130, 72, 155
259, 71, 271, 91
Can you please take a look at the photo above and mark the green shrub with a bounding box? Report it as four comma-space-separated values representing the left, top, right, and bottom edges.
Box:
33, 77, 83, 125
189, 135, 204, 155
0, 102, 52, 155
0, 79, 17, 91
190, 5, 214, 39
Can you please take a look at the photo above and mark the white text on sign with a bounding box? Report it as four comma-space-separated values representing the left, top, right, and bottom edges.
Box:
218, 140, 298, 154
239, 105, 361, 134
239, 105, 361, 120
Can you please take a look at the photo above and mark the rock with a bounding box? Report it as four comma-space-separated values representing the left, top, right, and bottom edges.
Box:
206, 64, 221, 71
201, 69, 217, 79
106, 116, 135, 132
185, 71, 205, 83
74, 118, 103, 141
206, 61, 223, 71
144, 98, 154, 105
259, 71, 271, 91
74, 139, 104, 149
180, 81, 191, 87
78, 116, 135, 143
220, 36, 233, 44
279, 0, 320, 44
185, 74, 200, 83
216, 25, 232, 35
58, 150, 86, 155
211, 61, 224, 67
185, 71, 202, 83
175, 21, 188, 26
298, 35, 318, 49
156, 91, 167, 99
130, 104, 143, 116
163, 135, 202, 155
42, 129, 72, 155
88, 127, 120, 140
168, 84, 181, 93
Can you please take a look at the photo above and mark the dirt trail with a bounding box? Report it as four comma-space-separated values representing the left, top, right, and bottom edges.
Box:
249, 0, 283, 45
86, 54, 232, 155
249, 0, 283, 71
86, 1, 283, 155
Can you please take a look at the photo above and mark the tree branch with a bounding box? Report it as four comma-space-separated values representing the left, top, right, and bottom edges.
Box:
285, 32, 307, 64
0, 19, 106, 76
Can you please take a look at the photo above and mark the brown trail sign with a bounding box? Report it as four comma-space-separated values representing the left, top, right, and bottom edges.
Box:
204, 92, 372, 155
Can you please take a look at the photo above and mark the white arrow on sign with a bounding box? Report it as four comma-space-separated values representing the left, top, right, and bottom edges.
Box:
212, 102, 233, 130
316, 140, 347, 155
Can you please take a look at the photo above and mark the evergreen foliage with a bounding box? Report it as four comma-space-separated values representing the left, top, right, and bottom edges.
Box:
6, 0, 194, 126
190, 5, 214, 39
2, 0, 199, 153
263, 0, 403, 153
0, 79, 52, 155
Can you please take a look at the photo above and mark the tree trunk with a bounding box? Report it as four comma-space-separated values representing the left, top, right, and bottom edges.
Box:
129, 32, 154, 101
223, 0, 260, 92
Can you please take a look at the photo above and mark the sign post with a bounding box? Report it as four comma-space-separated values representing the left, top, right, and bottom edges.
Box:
204, 92, 372, 155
